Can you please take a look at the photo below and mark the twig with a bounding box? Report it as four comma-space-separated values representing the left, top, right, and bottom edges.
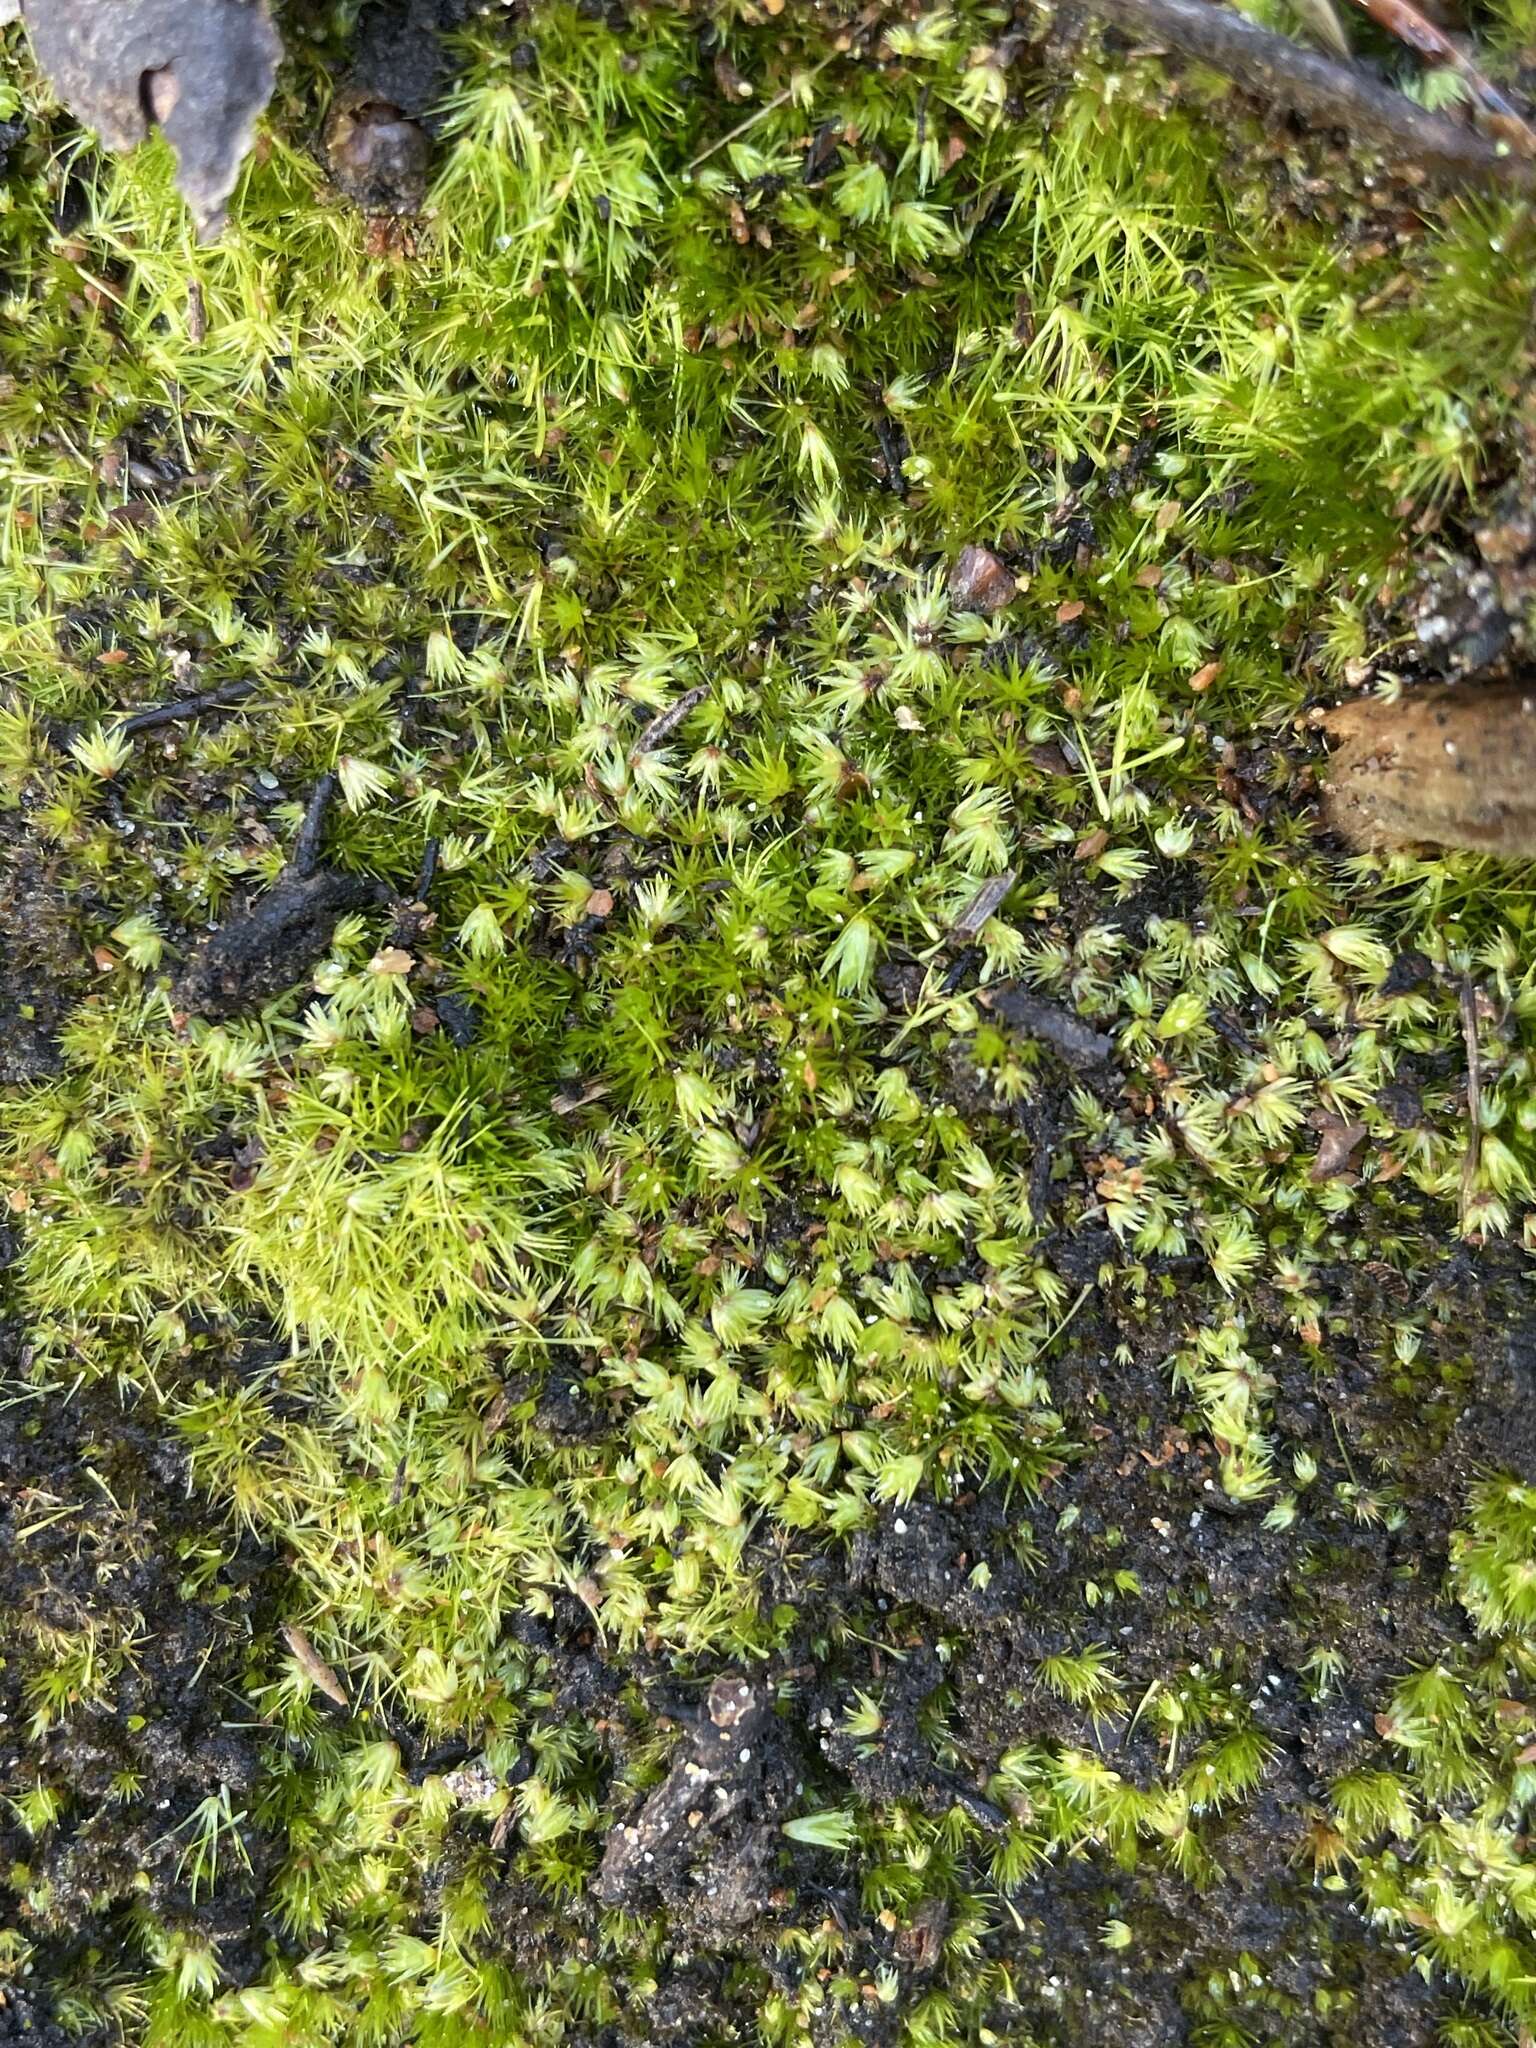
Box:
1348, 0, 1536, 155
628, 682, 710, 762
685, 55, 834, 172
1459, 973, 1483, 1231
114, 678, 257, 737
290, 772, 338, 880
412, 836, 440, 902
1080, 0, 1536, 187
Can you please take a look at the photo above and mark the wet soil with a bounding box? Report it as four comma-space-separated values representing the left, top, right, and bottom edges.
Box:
0, 808, 93, 1086
429, 1227, 1533, 2048
0, 1314, 284, 2041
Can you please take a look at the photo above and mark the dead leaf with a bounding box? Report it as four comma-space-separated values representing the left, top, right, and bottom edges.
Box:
282, 1623, 349, 1708
1309, 1109, 1368, 1181
23, 0, 281, 238
369, 947, 414, 976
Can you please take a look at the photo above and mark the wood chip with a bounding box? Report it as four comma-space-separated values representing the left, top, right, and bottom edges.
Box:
1322, 683, 1536, 857
950, 869, 1017, 941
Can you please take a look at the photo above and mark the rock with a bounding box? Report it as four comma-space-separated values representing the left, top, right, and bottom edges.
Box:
21, 0, 279, 236
948, 543, 1017, 615
325, 101, 432, 214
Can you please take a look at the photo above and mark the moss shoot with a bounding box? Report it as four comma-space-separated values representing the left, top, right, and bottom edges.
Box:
2, 3, 1536, 2044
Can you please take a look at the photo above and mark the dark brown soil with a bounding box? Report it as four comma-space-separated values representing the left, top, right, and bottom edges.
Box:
401, 1231, 1532, 2048
0, 1313, 285, 2040
0, 809, 93, 1086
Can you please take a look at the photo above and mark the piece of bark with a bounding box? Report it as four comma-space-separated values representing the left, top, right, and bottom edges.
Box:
950, 870, 1017, 942
176, 867, 377, 1019
1080, 0, 1536, 189
1321, 683, 1536, 857
22, 0, 280, 236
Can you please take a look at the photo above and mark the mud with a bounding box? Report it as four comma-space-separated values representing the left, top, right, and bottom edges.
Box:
0, 1318, 284, 2038
0, 809, 92, 1086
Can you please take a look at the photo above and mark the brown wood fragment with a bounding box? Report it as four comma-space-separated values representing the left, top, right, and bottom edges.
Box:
1321, 683, 1536, 857
950, 869, 1017, 940
629, 682, 710, 763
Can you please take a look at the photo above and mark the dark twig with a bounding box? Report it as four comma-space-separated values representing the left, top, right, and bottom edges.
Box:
1459, 974, 1483, 1230
629, 682, 710, 763
1082, 0, 1536, 187
114, 678, 257, 737
412, 836, 440, 902
981, 984, 1116, 1068
290, 772, 338, 880
1349, 0, 1536, 153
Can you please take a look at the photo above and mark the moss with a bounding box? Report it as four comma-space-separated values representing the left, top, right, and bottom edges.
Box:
2, 1, 1536, 2043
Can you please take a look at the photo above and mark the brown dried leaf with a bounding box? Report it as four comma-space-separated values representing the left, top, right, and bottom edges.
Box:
282, 1623, 349, 1708
23, 0, 280, 237
1322, 683, 1536, 858
1309, 1109, 1368, 1181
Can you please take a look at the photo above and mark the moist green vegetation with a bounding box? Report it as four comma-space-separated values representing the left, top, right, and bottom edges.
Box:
2, 3, 1536, 2043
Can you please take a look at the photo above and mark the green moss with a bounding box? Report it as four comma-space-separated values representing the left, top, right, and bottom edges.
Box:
2, 1, 1536, 2042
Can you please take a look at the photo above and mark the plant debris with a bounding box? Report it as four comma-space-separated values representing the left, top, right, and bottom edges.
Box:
979, 983, 1118, 1066
1083, 0, 1536, 187
1321, 682, 1536, 856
